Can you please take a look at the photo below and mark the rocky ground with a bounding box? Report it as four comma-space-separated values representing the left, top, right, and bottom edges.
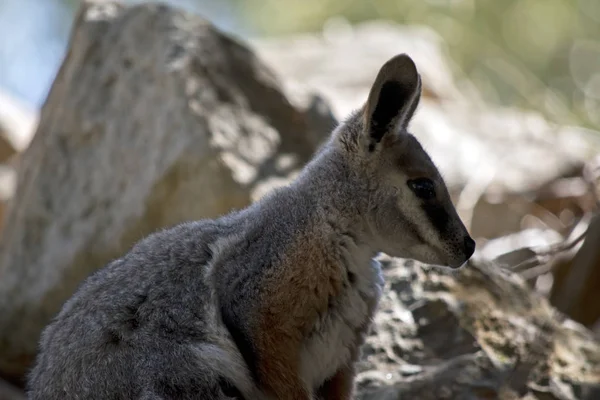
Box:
356, 256, 600, 399
0, 1, 599, 399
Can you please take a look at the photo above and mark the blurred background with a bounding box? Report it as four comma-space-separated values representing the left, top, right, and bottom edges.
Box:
1, 0, 600, 128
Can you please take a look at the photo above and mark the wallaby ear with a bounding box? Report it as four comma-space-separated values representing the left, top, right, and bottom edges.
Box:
363, 54, 421, 149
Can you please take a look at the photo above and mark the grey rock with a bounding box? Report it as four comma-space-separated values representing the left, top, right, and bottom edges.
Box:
355, 255, 600, 399
0, 90, 37, 164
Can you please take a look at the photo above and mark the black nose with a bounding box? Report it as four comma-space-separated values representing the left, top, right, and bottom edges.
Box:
464, 236, 476, 258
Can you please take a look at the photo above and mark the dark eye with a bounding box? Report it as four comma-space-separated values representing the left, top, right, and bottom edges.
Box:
407, 178, 436, 200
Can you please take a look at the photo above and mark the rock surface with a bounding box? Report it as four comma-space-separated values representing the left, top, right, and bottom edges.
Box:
356, 256, 600, 399
0, 90, 36, 229
0, 165, 16, 230
0, 90, 37, 163
0, 0, 334, 383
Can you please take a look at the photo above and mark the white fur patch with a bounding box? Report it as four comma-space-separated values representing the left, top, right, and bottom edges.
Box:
298, 242, 383, 390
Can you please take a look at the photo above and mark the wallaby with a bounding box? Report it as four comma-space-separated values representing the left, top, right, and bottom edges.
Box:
27, 53, 475, 400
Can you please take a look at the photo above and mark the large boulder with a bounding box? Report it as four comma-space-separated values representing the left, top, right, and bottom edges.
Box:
0, 0, 334, 383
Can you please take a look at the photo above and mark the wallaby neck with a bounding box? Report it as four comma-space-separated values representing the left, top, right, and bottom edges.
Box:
293, 145, 373, 244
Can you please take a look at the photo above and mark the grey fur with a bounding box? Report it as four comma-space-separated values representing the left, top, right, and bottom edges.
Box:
27, 54, 474, 399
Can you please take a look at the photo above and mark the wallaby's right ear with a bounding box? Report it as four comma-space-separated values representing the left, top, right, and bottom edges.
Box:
363, 54, 421, 151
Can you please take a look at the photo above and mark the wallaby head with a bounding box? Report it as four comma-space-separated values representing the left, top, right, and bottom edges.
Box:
333, 54, 475, 268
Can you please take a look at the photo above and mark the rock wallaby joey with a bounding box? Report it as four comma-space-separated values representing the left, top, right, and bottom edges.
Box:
28, 53, 475, 400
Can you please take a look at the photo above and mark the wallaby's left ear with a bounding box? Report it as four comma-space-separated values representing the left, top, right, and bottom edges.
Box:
363, 54, 421, 149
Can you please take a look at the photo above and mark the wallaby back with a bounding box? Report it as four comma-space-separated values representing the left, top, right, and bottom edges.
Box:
27, 54, 474, 400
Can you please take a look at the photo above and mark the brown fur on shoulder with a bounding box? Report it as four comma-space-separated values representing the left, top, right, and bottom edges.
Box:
256, 230, 345, 398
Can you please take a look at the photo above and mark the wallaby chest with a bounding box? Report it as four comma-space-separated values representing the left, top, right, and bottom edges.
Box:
299, 253, 384, 391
